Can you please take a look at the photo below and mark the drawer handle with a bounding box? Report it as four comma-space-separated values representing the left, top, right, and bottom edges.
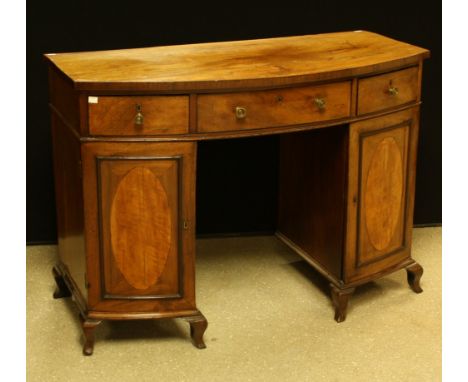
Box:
314, 97, 326, 110
134, 104, 144, 125
388, 86, 399, 96
235, 106, 247, 119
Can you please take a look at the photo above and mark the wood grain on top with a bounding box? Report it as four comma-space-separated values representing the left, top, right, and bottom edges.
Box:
44, 31, 429, 92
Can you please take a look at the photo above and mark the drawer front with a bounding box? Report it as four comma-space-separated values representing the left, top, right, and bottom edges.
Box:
357, 67, 419, 115
88, 96, 189, 136
197, 82, 351, 133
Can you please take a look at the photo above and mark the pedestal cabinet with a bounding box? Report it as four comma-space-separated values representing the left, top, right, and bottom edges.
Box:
51, 110, 205, 355
45, 31, 429, 354
346, 109, 418, 283
81, 142, 196, 310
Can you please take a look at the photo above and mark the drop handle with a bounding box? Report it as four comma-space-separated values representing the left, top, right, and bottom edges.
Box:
388, 86, 399, 96
314, 97, 326, 110
134, 104, 144, 125
235, 106, 247, 119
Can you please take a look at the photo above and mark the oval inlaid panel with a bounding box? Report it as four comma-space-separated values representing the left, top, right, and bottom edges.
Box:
364, 137, 403, 251
110, 167, 172, 290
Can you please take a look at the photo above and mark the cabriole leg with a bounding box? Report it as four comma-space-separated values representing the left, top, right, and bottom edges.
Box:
330, 284, 355, 323
406, 262, 424, 293
79, 316, 102, 356
184, 314, 208, 349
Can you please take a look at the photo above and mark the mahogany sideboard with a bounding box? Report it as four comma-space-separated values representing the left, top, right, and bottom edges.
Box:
44, 31, 430, 355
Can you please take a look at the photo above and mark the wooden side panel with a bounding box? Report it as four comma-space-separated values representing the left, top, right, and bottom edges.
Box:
88, 96, 189, 136
277, 126, 348, 279
197, 82, 351, 132
345, 108, 420, 282
50, 113, 87, 298
81, 141, 197, 313
48, 68, 81, 132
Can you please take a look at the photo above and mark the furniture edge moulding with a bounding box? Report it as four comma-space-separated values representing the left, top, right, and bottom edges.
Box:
45, 59, 429, 94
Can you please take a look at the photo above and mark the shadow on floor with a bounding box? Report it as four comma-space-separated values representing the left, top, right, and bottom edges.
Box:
51, 284, 189, 348
285, 259, 407, 317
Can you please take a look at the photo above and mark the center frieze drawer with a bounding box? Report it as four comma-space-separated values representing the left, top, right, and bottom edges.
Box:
197, 82, 351, 133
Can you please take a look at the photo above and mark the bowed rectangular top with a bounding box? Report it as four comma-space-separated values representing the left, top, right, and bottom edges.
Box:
44, 31, 429, 92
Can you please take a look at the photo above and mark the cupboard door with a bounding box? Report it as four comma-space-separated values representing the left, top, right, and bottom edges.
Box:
345, 108, 419, 282
82, 142, 196, 313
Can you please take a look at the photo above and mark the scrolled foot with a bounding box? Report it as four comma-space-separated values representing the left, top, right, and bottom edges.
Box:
79, 316, 101, 356
330, 284, 355, 323
406, 263, 424, 294
185, 314, 208, 349
52, 266, 71, 299
83, 342, 94, 356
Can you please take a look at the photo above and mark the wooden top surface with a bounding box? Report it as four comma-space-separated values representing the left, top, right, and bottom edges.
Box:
45, 31, 429, 92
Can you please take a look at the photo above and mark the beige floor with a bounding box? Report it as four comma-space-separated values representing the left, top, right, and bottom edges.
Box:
27, 227, 441, 382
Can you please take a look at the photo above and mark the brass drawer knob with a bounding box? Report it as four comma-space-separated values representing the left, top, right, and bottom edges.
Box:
388, 86, 399, 96
235, 106, 247, 119
134, 104, 144, 125
314, 97, 326, 110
